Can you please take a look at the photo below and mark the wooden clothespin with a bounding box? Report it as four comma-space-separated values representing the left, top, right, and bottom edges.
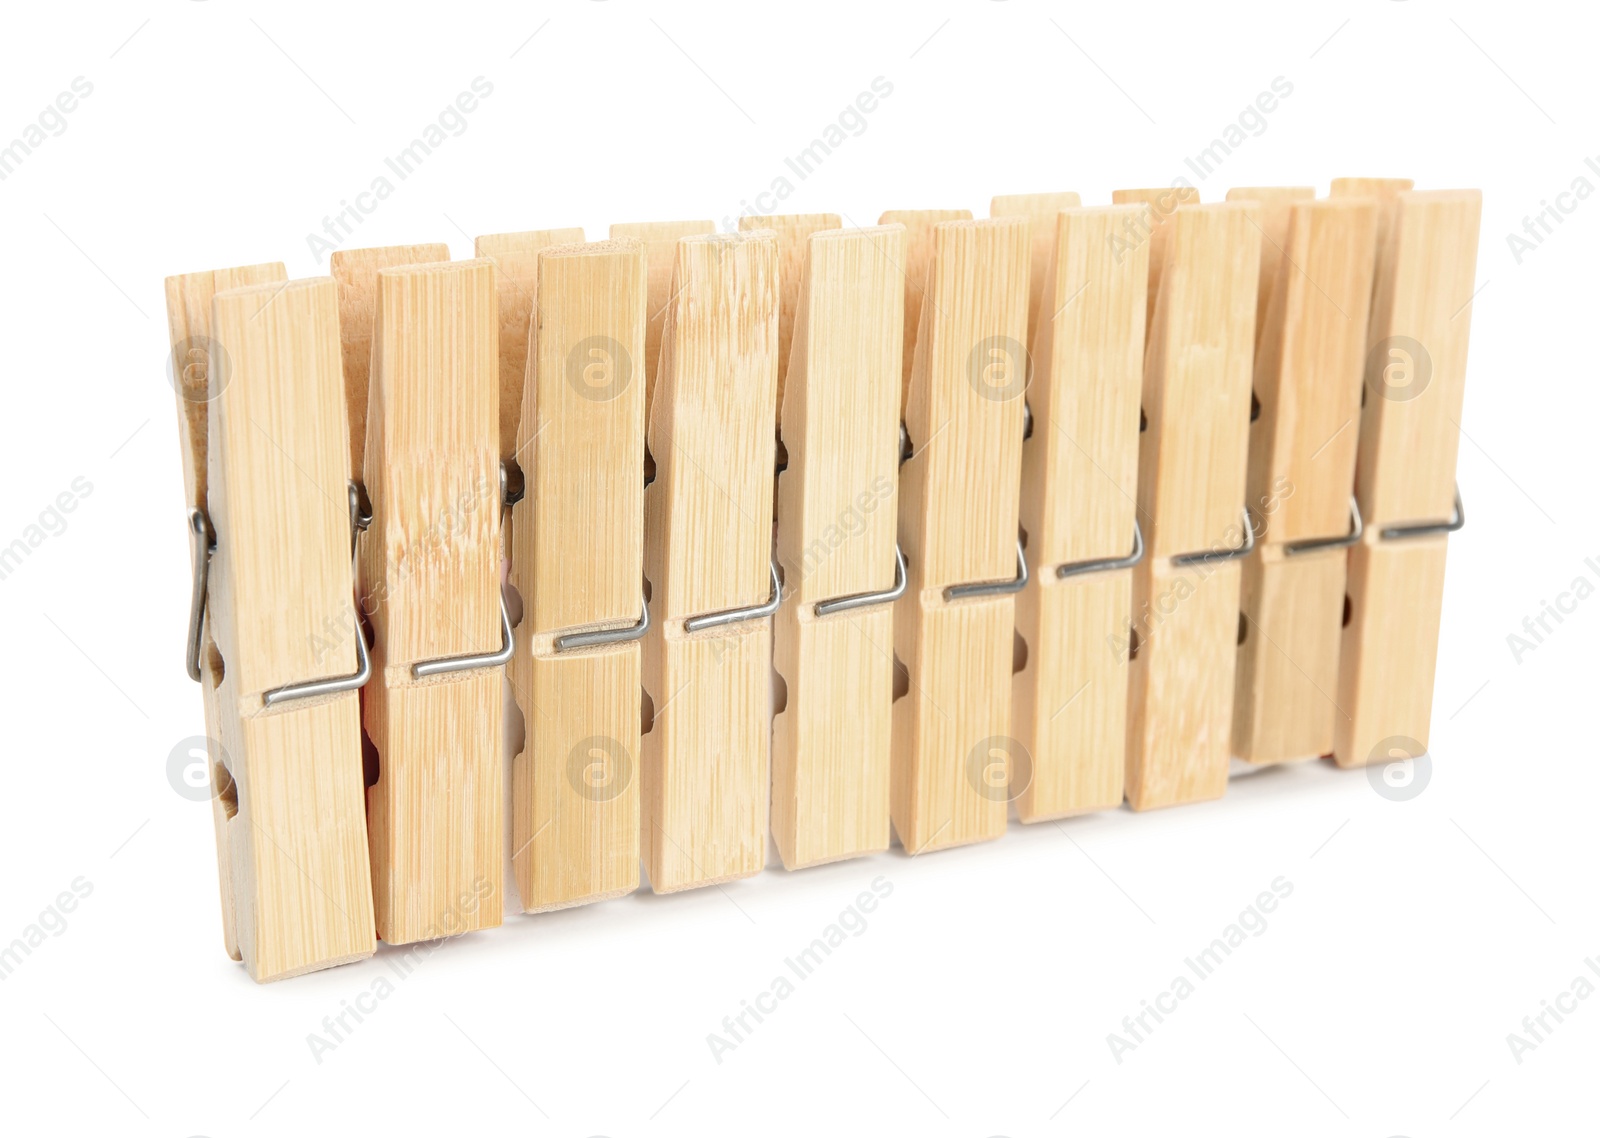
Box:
474, 228, 586, 461
165, 261, 284, 963
1111, 187, 1201, 335
640, 231, 779, 891
1009, 204, 1147, 820
609, 219, 714, 425
168, 272, 376, 980
892, 216, 1030, 852
989, 193, 1082, 351
739, 213, 841, 435
358, 259, 506, 944
1226, 187, 1315, 347
770, 223, 905, 868
1124, 202, 1260, 810
508, 237, 648, 910
1333, 188, 1480, 768
879, 209, 973, 411
1230, 194, 1377, 764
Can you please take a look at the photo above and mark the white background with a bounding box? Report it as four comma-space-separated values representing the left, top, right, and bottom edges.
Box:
1, 1, 1594, 1134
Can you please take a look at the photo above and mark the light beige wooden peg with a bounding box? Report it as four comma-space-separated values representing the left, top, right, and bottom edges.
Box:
892, 216, 1030, 853
1225, 187, 1315, 346
640, 231, 780, 892
358, 260, 504, 944
1111, 187, 1201, 336
989, 192, 1083, 350
878, 209, 973, 411
165, 261, 286, 962
329, 243, 451, 482
175, 274, 376, 980
508, 238, 648, 910
1229, 196, 1377, 764
474, 228, 586, 460
739, 213, 841, 422
609, 219, 715, 420
1011, 206, 1147, 820
1124, 202, 1260, 810
1334, 189, 1480, 769
770, 224, 905, 869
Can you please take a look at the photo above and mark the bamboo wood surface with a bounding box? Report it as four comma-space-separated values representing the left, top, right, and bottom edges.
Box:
509, 238, 647, 910
207, 277, 375, 980
609, 219, 715, 420
1125, 203, 1259, 810
740, 213, 841, 421
892, 217, 1030, 853
1111, 187, 1201, 338
1225, 187, 1315, 349
1231, 198, 1377, 764
329, 243, 451, 481
641, 232, 779, 892
771, 224, 904, 869
474, 228, 587, 459
1013, 206, 1146, 820
988, 192, 1083, 351
359, 259, 503, 944
879, 208, 973, 411
1334, 189, 1480, 768
164, 261, 287, 961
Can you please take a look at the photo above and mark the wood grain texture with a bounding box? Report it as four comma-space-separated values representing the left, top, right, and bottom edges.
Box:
1136, 203, 1261, 558
1125, 203, 1259, 810
879, 208, 973, 411
1111, 187, 1200, 338
1354, 190, 1482, 528
164, 262, 286, 510
474, 228, 586, 458
1232, 198, 1377, 764
609, 219, 715, 420
1334, 537, 1448, 767
893, 217, 1029, 853
510, 238, 646, 911
329, 243, 450, 481
771, 225, 904, 869
988, 191, 1082, 349
641, 232, 778, 892
207, 277, 375, 980
163, 262, 286, 962
1335, 188, 1479, 768
1225, 186, 1315, 348
1125, 560, 1242, 809
359, 259, 503, 944
740, 212, 841, 420
1013, 206, 1146, 821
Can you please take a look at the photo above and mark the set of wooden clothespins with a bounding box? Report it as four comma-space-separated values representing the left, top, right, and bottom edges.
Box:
164, 179, 1481, 982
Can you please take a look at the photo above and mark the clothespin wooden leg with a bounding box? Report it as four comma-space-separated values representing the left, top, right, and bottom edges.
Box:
358, 260, 505, 944
1229, 194, 1377, 764
1008, 203, 1146, 820
509, 237, 648, 911
166, 261, 287, 961
1334, 189, 1481, 767
641, 233, 780, 892
771, 223, 904, 869
1122, 201, 1260, 810
205, 277, 376, 980
891, 217, 1030, 852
